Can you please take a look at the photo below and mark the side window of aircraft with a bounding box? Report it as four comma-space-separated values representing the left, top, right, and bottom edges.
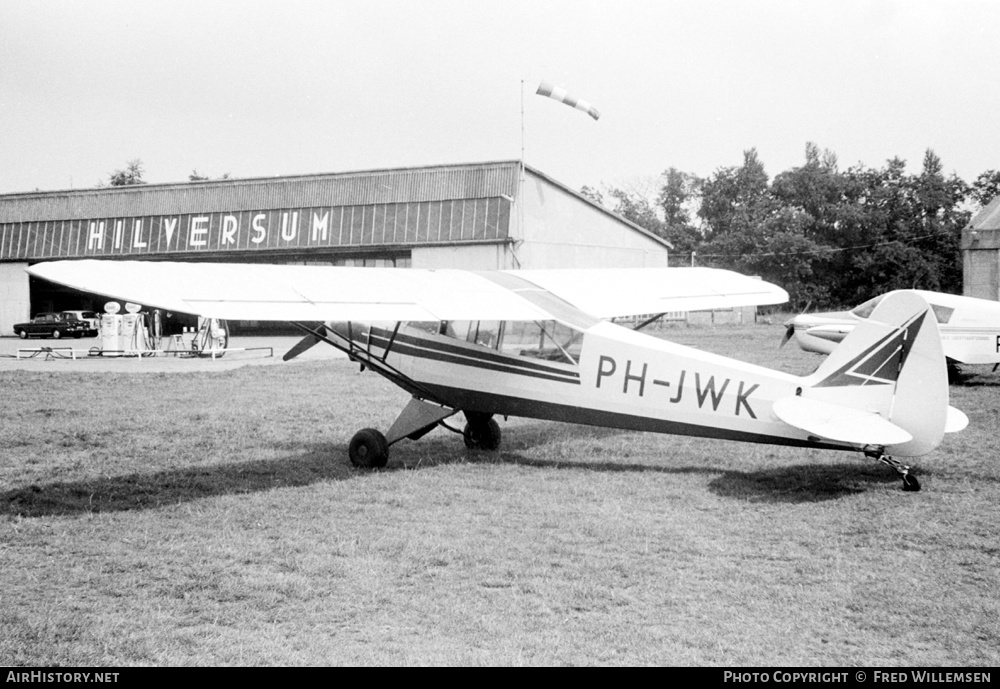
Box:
407, 321, 441, 335
442, 320, 473, 341
851, 296, 884, 320
436, 320, 501, 349
931, 304, 954, 324
470, 321, 501, 349
500, 320, 582, 365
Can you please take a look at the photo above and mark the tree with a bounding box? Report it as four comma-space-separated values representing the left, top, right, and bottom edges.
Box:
656, 168, 702, 257
189, 169, 232, 182
578, 185, 604, 206
698, 148, 772, 240
971, 170, 1000, 208
109, 159, 147, 186
606, 186, 664, 236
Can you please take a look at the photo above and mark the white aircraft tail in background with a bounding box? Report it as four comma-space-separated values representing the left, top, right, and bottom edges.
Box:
783, 289, 1000, 381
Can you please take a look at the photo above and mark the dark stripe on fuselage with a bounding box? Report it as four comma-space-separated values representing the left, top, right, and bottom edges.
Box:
367, 326, 581, 384
370, 336, 582, 385
419, 383, 849, 452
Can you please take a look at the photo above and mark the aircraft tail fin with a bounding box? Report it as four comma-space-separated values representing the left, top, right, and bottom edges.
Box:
800, 290, 952, 456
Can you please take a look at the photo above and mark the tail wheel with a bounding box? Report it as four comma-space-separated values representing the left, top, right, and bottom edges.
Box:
463, 417, 501, 451
348, 428, 389, 469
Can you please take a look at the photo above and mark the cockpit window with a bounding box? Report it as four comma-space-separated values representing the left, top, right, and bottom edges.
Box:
422, 319, 583, 364
850, 295, 884, 319
431, 320, 501, 349
500, 320, 582, 364
931, 304, 954, 324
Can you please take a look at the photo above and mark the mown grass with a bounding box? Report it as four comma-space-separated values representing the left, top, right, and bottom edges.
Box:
1, 321, 998, 666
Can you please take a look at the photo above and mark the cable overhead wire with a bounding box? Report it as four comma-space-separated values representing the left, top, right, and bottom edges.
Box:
685, 232, 943, 261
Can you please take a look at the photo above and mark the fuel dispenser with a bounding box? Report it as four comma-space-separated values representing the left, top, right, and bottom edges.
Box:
191, 317, 230, 357
99, 302, 123, 356
99, 302, 153, 356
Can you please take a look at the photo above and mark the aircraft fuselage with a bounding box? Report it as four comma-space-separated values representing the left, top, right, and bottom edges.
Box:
352, 319, 840, 451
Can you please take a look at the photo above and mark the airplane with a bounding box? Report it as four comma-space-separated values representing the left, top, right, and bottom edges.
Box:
27, 260, 969, 492
783, 289, 1000, 380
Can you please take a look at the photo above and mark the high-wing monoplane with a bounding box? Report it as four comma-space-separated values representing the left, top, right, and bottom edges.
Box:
28, 261, 968, 491
783, 289, 1000, 380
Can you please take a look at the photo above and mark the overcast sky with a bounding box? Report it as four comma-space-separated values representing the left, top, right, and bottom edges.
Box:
2, 0, 998, 197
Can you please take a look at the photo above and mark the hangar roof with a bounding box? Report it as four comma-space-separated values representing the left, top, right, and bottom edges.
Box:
0, 160, 669, 261
0, 160, 522, 222
969, 195, 1000, 231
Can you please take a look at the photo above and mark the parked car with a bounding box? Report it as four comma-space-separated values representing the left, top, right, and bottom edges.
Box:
61, 310, 100, 337
12, 312, 88, 339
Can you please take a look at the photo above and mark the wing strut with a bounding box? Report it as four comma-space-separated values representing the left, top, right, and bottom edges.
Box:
632, 313, 668, 331
287, 321, 448, 405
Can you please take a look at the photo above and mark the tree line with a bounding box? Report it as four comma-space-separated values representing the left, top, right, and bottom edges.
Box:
583, 143, 1000, 310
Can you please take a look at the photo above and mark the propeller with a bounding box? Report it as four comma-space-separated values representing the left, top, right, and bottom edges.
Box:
780, 323, 796, 348
780, 301, 811, 348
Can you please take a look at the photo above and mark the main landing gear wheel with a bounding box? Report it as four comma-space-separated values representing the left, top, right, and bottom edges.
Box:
348, 428, 389, 469
463, 416, 501, 451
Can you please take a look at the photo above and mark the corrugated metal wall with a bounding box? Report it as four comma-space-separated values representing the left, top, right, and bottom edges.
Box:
0, 162, 519, 261
0, 161, 521, 222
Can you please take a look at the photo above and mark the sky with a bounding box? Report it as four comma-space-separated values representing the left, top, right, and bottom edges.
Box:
2, 0, 999, 198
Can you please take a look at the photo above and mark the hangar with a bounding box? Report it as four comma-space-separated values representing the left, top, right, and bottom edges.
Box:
963, 195, 1000, 301
0, 161, 670, 335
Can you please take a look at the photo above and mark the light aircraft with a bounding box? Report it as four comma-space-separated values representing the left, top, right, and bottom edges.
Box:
783, 290, 1000, 380
28, 260, 969, 492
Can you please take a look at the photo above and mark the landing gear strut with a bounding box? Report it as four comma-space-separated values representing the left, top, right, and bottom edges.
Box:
348, 397, 459, 469
347, 404, 504, 469
865, 446, 921, 492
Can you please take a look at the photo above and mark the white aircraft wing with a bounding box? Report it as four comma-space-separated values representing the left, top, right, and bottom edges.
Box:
26, 260, 787, 323
513, 267, 788, 318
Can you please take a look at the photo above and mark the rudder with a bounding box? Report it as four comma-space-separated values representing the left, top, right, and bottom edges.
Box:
805, 291, 948, 456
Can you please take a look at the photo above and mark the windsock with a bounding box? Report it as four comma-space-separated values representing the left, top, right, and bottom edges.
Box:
535, 81, 601, 121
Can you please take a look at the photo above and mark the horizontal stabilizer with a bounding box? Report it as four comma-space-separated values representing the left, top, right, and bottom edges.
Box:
946, 406, 969, 434
772, 396, 913, 446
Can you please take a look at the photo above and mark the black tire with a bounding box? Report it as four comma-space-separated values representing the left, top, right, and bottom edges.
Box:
463, 417, 501, 451
947, 363, 961, 385
349, 428, 390, 469
17, 330, 27, 339
902, 473, 921, 492
51, 330, 61, 340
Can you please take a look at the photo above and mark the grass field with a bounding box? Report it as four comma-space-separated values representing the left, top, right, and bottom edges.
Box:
1, 321, 998, 666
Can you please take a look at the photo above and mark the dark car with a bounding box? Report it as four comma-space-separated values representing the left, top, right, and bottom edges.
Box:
13, 312, 88, 339
61, 310, 100, 337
